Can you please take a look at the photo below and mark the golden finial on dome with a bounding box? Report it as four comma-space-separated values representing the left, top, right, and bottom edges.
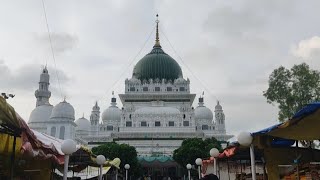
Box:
154, 14, 161, 47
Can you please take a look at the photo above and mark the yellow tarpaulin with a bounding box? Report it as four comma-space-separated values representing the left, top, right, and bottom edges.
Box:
0, 134, 22, 156
0, 96, 20, 130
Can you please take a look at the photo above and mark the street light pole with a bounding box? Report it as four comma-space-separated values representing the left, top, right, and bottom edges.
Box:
186, 164, 192, 180
237, 132, 256, 180
125, 164, 130, 180
250, 144, 256, 180
195, 158, 202, 179
96, 155, 106, 180
210, 148, 219, 175
61, 139, 77, 180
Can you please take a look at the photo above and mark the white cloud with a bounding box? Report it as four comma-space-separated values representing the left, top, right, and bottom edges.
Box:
33, 32, 78, 54
291, 36, 320, 60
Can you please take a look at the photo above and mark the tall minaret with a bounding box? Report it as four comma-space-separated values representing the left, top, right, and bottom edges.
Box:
90, 101, 100, 136
35, 67, 51, 107
215, 101, 226, 134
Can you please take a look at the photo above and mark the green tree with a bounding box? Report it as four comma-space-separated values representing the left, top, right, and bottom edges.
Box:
172, 137, 222, 168
263, 63, 320, 121
92, 142, 142, 178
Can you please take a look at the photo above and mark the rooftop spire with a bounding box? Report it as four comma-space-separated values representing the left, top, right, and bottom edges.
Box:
154, 14, 161, 48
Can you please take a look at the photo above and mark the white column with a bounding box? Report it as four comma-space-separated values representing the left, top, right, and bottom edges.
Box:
63, 155, 69, 180
214, 158, 217, 175
250, 144, 256, 180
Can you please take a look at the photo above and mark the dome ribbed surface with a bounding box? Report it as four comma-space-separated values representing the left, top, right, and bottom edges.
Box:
132, 47, 182, 81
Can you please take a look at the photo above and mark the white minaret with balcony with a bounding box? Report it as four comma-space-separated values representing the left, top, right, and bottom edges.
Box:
35, 67, 51, 107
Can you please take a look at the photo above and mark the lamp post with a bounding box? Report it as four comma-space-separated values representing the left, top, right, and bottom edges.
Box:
237, 132, 256, 180
96, 155, 106, 180
186, 164, 192, 180
210, 148, 219, 175
61, 139, 77, 180
124, 164, 130, 180
195, 158, 202, 179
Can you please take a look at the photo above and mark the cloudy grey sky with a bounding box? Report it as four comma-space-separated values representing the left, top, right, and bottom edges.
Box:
1, 0, 320, 138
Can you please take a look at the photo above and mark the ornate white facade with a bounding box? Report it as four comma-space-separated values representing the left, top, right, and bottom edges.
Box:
28, 22, 232, 156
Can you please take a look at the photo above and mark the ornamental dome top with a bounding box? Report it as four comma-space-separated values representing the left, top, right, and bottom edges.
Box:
132, 15, 182, 81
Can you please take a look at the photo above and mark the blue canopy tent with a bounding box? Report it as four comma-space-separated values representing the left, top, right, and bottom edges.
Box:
217, 102, 320, 179
250, 102, 320, 179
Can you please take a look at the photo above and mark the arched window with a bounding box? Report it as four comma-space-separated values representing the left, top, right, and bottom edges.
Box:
59, 126, 65, 139
50, 127, 56, 137
202, 125, 209, 130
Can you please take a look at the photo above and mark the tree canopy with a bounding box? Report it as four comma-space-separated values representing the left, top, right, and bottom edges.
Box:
263, 63, 320, 121
172, 137, 222, 168
92, 142, 142, 177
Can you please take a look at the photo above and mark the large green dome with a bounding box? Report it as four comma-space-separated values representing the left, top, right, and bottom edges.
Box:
132, 46, 183, 81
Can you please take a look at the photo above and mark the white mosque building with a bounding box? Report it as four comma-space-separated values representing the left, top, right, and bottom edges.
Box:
28, 21, 232, 156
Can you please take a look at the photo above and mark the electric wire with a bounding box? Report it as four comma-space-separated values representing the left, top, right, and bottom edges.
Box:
41, 0, 63, 99
105, 23, 156, 96
159, 27, 219, 101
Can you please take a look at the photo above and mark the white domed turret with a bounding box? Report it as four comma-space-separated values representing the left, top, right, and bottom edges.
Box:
174, 76, 186, 85
75, 116, 90, 131
50, 100, 75, 120
29, 103, 53, 124
194, 97, 213, 120
102, 97, 121, 123
129, 76, 141, 85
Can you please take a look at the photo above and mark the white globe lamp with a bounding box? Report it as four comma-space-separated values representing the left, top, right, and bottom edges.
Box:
61, 139, 77, 155
195, 158, 202, 166
237, 132, 253, 146
125, 164, 130, 180
96, 155, 106, 165
210, 148, 219, 157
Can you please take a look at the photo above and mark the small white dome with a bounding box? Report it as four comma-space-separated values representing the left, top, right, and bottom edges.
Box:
174, 77, 186, 85
75, 117, 90, 131
129, 76, 141, 85
102, 106, 121, 121
135, 106, 180, 115
195, 106, 213, 120
50, 100, 75, 120
28, 104, 53, 123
